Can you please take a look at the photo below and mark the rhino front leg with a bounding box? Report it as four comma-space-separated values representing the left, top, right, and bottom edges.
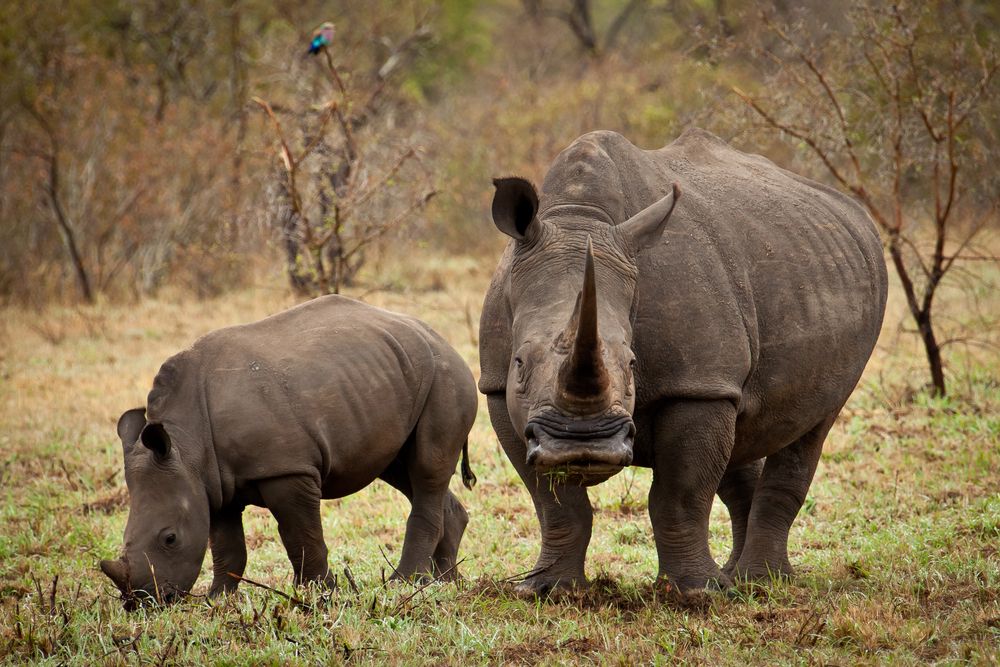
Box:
717, 459, 763, 577
735, 414, 834, 581
257, 475, 334, 588
488, 395, 592, 596
208, 508, 247, 597
649, 399, 735, 592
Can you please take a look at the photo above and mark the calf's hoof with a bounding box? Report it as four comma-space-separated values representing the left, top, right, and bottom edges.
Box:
208, 583, 239, 599
432, 567, 462, 583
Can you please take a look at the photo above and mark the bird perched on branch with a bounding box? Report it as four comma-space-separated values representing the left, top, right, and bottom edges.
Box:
308, 22, 335, 55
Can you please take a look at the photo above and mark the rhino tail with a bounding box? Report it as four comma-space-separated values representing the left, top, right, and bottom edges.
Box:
460, 439, 477, 490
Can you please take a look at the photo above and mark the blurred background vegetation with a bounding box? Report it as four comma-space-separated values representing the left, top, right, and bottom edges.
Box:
1, 1, 997, 312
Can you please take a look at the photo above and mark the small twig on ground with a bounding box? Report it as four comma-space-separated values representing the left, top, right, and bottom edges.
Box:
48, 575, 58, 616
501, 562, 554, 585
793, 606, 829, 648
343, 566, 360, 595
377, 546, 411, 589
390, 558, 465, 616
226, 573, 312, 611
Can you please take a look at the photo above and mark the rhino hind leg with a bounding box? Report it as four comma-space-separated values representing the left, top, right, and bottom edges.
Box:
487, 395, 593, 596
258, 475, 336, 588
432, 492, 469, 580
733, 413, 835, 582
388, 368, 476, 583
649, 399, 736, 592
716, 459, 764, 577
379, 459, 468, 581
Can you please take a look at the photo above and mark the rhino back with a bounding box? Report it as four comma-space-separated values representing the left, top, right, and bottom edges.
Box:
181, 296, 438, 497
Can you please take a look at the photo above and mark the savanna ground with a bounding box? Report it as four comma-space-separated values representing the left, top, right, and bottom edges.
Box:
1, 245, 998, 666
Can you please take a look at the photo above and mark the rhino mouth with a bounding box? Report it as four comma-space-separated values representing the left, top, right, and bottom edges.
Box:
118, 585, 181, 611
524, 414, 634, 486
100, 558, 184, 611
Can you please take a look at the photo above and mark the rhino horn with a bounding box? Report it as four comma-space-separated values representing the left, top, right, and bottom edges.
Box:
100, 558, 130, 592
557, 237, 610, 411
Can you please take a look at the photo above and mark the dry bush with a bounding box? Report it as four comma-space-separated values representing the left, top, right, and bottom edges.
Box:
253, 16, 436, 296
0, 3, 260, 305
729, 1, 1000, 396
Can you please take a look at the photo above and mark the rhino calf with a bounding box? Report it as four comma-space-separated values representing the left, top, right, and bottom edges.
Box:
101, 295, 477, 608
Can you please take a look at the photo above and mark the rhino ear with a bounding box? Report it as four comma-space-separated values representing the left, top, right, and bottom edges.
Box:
492, 177, 540, 242
140, 422, 171, 460
616, 183, 680, 254
117, 408, 147, 452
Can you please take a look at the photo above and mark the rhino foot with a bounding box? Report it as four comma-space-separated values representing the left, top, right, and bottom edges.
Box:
657, 571, 732, 594
731, 560, 794, 584
512, 574, 586, 599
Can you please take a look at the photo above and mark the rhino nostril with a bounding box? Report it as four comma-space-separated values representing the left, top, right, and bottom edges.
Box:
523, 423, 537, 441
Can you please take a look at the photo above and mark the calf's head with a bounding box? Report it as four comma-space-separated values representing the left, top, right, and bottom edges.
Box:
492, 177, 679, 485
100, 408, 209, 609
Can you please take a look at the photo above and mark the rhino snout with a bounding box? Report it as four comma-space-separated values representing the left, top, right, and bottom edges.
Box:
524, 416, 634, 485
100, 556, 187, 610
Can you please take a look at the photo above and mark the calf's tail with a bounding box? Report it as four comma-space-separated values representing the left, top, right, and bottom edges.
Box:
460, 439, 477, 490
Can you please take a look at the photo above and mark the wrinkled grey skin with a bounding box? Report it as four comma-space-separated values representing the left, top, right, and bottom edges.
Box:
101, 295, 477, 608
480, 129, 887, 594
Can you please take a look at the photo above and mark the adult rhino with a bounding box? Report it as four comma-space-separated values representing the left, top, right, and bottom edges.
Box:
480, 128, 887, 594
101, 296, 477, 608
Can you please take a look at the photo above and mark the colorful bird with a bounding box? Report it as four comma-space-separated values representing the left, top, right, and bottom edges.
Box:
308, 22, 335, 55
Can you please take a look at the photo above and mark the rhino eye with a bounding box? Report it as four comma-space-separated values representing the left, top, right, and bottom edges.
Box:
164, 533, 177, 546
514, 356, 524, 368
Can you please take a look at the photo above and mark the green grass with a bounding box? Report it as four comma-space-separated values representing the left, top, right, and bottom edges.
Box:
0, 253, 998, 665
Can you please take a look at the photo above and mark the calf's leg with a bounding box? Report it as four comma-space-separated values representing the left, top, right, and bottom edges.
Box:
391, 368, 475, 582
257, 475, 334, 587
208, 508, 247, 597
379, 460, 468, 581
432, 492, 469, 579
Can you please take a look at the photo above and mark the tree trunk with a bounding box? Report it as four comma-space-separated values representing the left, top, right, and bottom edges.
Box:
888, 238, 946, 397
46, 152, 94, 303
917, 310, 947, 397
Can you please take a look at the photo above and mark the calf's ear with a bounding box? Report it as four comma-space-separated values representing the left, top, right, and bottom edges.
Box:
615, 183, 680, 254
140, 423, 172, 460
492, 177, 541, 242
117, 408, 147, 451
